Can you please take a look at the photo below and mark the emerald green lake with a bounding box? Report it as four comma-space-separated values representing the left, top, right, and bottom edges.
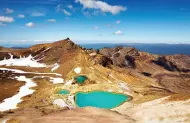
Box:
75, 76, 87, 84
57, 90, 70, 95
75, 91, 129, 109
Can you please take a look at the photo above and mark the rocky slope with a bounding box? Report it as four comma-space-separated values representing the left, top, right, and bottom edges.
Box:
98, 46, 190, 94
0, 39, 190, 123
99, 46, 190, 73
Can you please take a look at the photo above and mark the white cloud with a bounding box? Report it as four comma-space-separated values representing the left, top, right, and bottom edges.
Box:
56, 4, 63, 11
31, 12, 45, 16
63, 9, 71, 16
48, 19, 56, 23
67, 4, 73, 10
0, 22, 6, 26
33, 40, 43, 42
5, 8, 14, 14
75, 0, 126, 15
18, 14, 25, 18
56, 4, 71, 16
0, 16, 14, 23
113, 30, 124, 35
25, 22, 35, 27
93, 26, 99, 30
116, 20, 121, 24
11, 40, 27, 42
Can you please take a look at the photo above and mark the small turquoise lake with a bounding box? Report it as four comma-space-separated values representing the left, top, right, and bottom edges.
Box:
75, 76, 87, 84
75, 91, 129, 109
57, 90, 70, 95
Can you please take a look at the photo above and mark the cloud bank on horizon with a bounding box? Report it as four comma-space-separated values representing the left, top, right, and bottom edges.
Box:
0, 0, 190, 44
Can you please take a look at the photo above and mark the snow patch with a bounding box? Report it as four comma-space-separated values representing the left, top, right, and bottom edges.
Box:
41, 47, 51, 53
53, 96, 75, 109
53, 99, 68, 108
64, 79, 73, 86
51, 63, 60, 72
50, 77, 64, 84
0, 68, 62, 76
0, 54, 47, 68
0, 76, 37, 111
33, 76, 64, 84
74, 67, 81, 74
0, 68, 26, 74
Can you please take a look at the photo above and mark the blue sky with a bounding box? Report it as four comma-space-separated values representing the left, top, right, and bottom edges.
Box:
0, 0, 190, 44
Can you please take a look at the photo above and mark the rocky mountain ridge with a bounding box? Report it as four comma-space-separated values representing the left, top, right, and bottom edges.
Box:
0, 39, 190, 123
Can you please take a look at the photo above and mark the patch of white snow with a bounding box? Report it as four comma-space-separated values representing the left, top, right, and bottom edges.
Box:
0, 54, 47, 68
64, 79, 73, 86
0, 76, 37, 111
53, 99, 68, 108
74, 67, 81, 74
51, 63, 60, 72
0, 68, 62, 76
50, 77, 64, 84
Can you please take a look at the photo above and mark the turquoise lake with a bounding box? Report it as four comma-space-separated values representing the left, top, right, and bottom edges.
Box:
75, 91, 129, 109
57, 90, 70, 95
75, 76, 87, 84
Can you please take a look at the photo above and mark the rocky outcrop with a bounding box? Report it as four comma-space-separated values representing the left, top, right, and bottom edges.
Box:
99, 46, 139, 68
152, 56, 179, 71
152, 56, 190, 72
99, 46, 190, 74
166, 54, 190, 72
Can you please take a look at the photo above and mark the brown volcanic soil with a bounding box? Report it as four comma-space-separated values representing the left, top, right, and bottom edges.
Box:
99, 46, 190, 73
0, 79, 24, 102
0, 38, 80, 65
155, 73, 190, 93
98, 46, 190, 95
6, 108, 134, 123
0, 69, 25, 102
0, 38, 190, 123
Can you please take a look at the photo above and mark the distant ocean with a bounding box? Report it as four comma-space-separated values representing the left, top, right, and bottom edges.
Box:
1, 43, 190, 55
80, 43, 190, 55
